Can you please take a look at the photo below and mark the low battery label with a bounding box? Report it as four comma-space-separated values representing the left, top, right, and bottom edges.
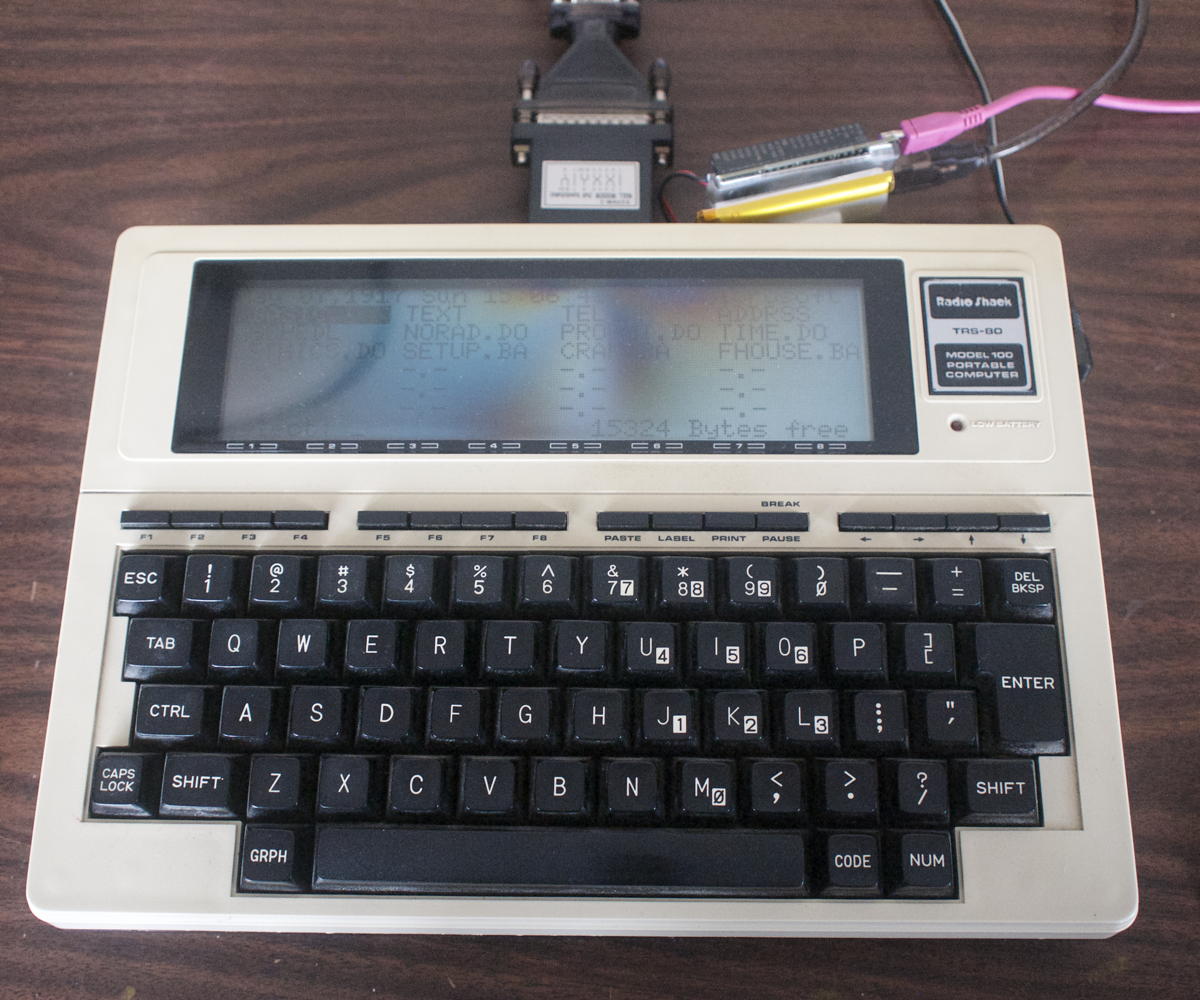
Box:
921, 278, 1035, 394
541, 160, 640, 211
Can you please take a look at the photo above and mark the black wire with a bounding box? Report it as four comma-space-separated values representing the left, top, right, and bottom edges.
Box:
990, 0, 1151, 160
657, 169, 707, 222
932, 0, 1017, 223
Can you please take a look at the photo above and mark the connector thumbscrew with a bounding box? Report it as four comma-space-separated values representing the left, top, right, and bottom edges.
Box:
650, 57, 670, 101
518, 60, 539, 101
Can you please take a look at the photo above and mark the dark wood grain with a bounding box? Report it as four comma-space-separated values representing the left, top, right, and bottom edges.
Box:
2, 0, 1198, 995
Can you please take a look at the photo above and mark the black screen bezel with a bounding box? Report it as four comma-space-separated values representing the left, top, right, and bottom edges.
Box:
172, 257, 918, 455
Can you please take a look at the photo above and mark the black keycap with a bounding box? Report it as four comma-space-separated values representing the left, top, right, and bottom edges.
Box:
181, 554, 247, 616
640, 689, 699, 750
821, 832, 882, 897
788, 557, 850, 619
387, 756, 453, 818
312, 827, 808, 895
585, 555, 646, 617
601, 758, 664, 822
287, 686, 351, 749
514, 511, 568, 531
654, 556, 714, 618
481, 621, 541, 681
954, 758, 1040, 825
276, 619, 336, 681
703, 512, 756, 531
344, 620, 403, 680
892, 513, 947, 533
246, 754, 311, 821
849, 689, 909, 754
248, 555, 312, 616
410, 511, 461, 530
461, 511, 513, 530
412, 620, 470, 682
652, 512, 703, 531
273, 510, 328, 531
830, 622, 887, 685
620, 622, 679, 683
997, 513, 1051, 533
382, 555, 446, 616
133, 684, 214, 747
240, 826, 309, 893
987, 558, 1055, 621
358, 511, 409, 531
356, 687, 418, 748
969, 623, 1068, 754
567, 689, 629, 750
316, 755, 379, 819
708, 690, 768, 749
857, 557, 917, 617
596, 512, 649, 531
120, 510, 171, 530
552, 621, 611, 682
755, 512, 808, 532
778, 690, 840, 751
895, 623, 957, 686
838, 512, 892, 532
426, 687, 488, 749
913, 689, 979, 754
114, 554, 181, 616
208, 619, 273, 682
758, 623, 819, 685
888, 758, 950, 826
676, 759, 737, 821
495, 687, 556, 749
123, 618, 204, 683
459, 756, 521, 820
923, 557, 984, 618
90, 751, 161, 818
889, 831, 956, 898
531, 757, 592, 821
218, 686, 281, 750
816, 758, 878, 824
517, 555, 578, 616
159, 752, 245, 819
719, 557, 781, 618
947, 513, 999, 532
315, 555, 377, 616
690, 622, 749, 685
745, 759, 805, 823
450, 555, 510, 615
170, 510, 221, 529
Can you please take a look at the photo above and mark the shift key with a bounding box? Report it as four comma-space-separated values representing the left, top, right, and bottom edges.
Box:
969, 623, 1068, 755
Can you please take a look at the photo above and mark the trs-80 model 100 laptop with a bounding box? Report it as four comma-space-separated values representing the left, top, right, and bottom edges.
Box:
27, 224, 1136, 936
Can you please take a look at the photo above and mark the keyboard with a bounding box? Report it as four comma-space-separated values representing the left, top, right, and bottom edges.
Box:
28, 224, 1137, 935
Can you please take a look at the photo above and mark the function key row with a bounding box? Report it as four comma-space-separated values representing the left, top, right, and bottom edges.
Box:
121, 510, 328, 531
839, 513, 1051, 533
114, 553, 1056, 623
597, 512, 809, 532
358, 511, 568, 531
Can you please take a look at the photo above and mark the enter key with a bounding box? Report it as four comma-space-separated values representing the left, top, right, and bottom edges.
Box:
968, 623, 1069, 755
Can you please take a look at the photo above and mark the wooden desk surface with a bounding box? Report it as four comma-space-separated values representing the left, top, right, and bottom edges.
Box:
1, 0, 1197, 995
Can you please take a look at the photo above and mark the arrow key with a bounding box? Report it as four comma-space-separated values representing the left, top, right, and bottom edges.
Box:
745, 759, 805, 823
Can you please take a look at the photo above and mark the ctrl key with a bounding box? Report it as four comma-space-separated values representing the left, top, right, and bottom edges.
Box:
240, 826, 310, 893
90, 751, 161, 818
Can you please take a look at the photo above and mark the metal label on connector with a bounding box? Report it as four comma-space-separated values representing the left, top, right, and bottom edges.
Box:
540, 160, 640, 211
920, 278, 1035, 394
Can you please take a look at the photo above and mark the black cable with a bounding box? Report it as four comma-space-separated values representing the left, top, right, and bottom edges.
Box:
656, 170, 707, 222
989, 0, 1151, 160
931, 0, 1017, 223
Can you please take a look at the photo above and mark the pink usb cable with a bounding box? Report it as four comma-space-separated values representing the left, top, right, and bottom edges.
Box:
901, 86, 1200, 154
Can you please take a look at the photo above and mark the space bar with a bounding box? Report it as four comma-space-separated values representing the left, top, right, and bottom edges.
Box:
312, 826, 808, 897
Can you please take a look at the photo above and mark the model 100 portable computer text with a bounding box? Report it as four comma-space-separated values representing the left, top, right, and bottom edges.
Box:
27, 224, 1136, 937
